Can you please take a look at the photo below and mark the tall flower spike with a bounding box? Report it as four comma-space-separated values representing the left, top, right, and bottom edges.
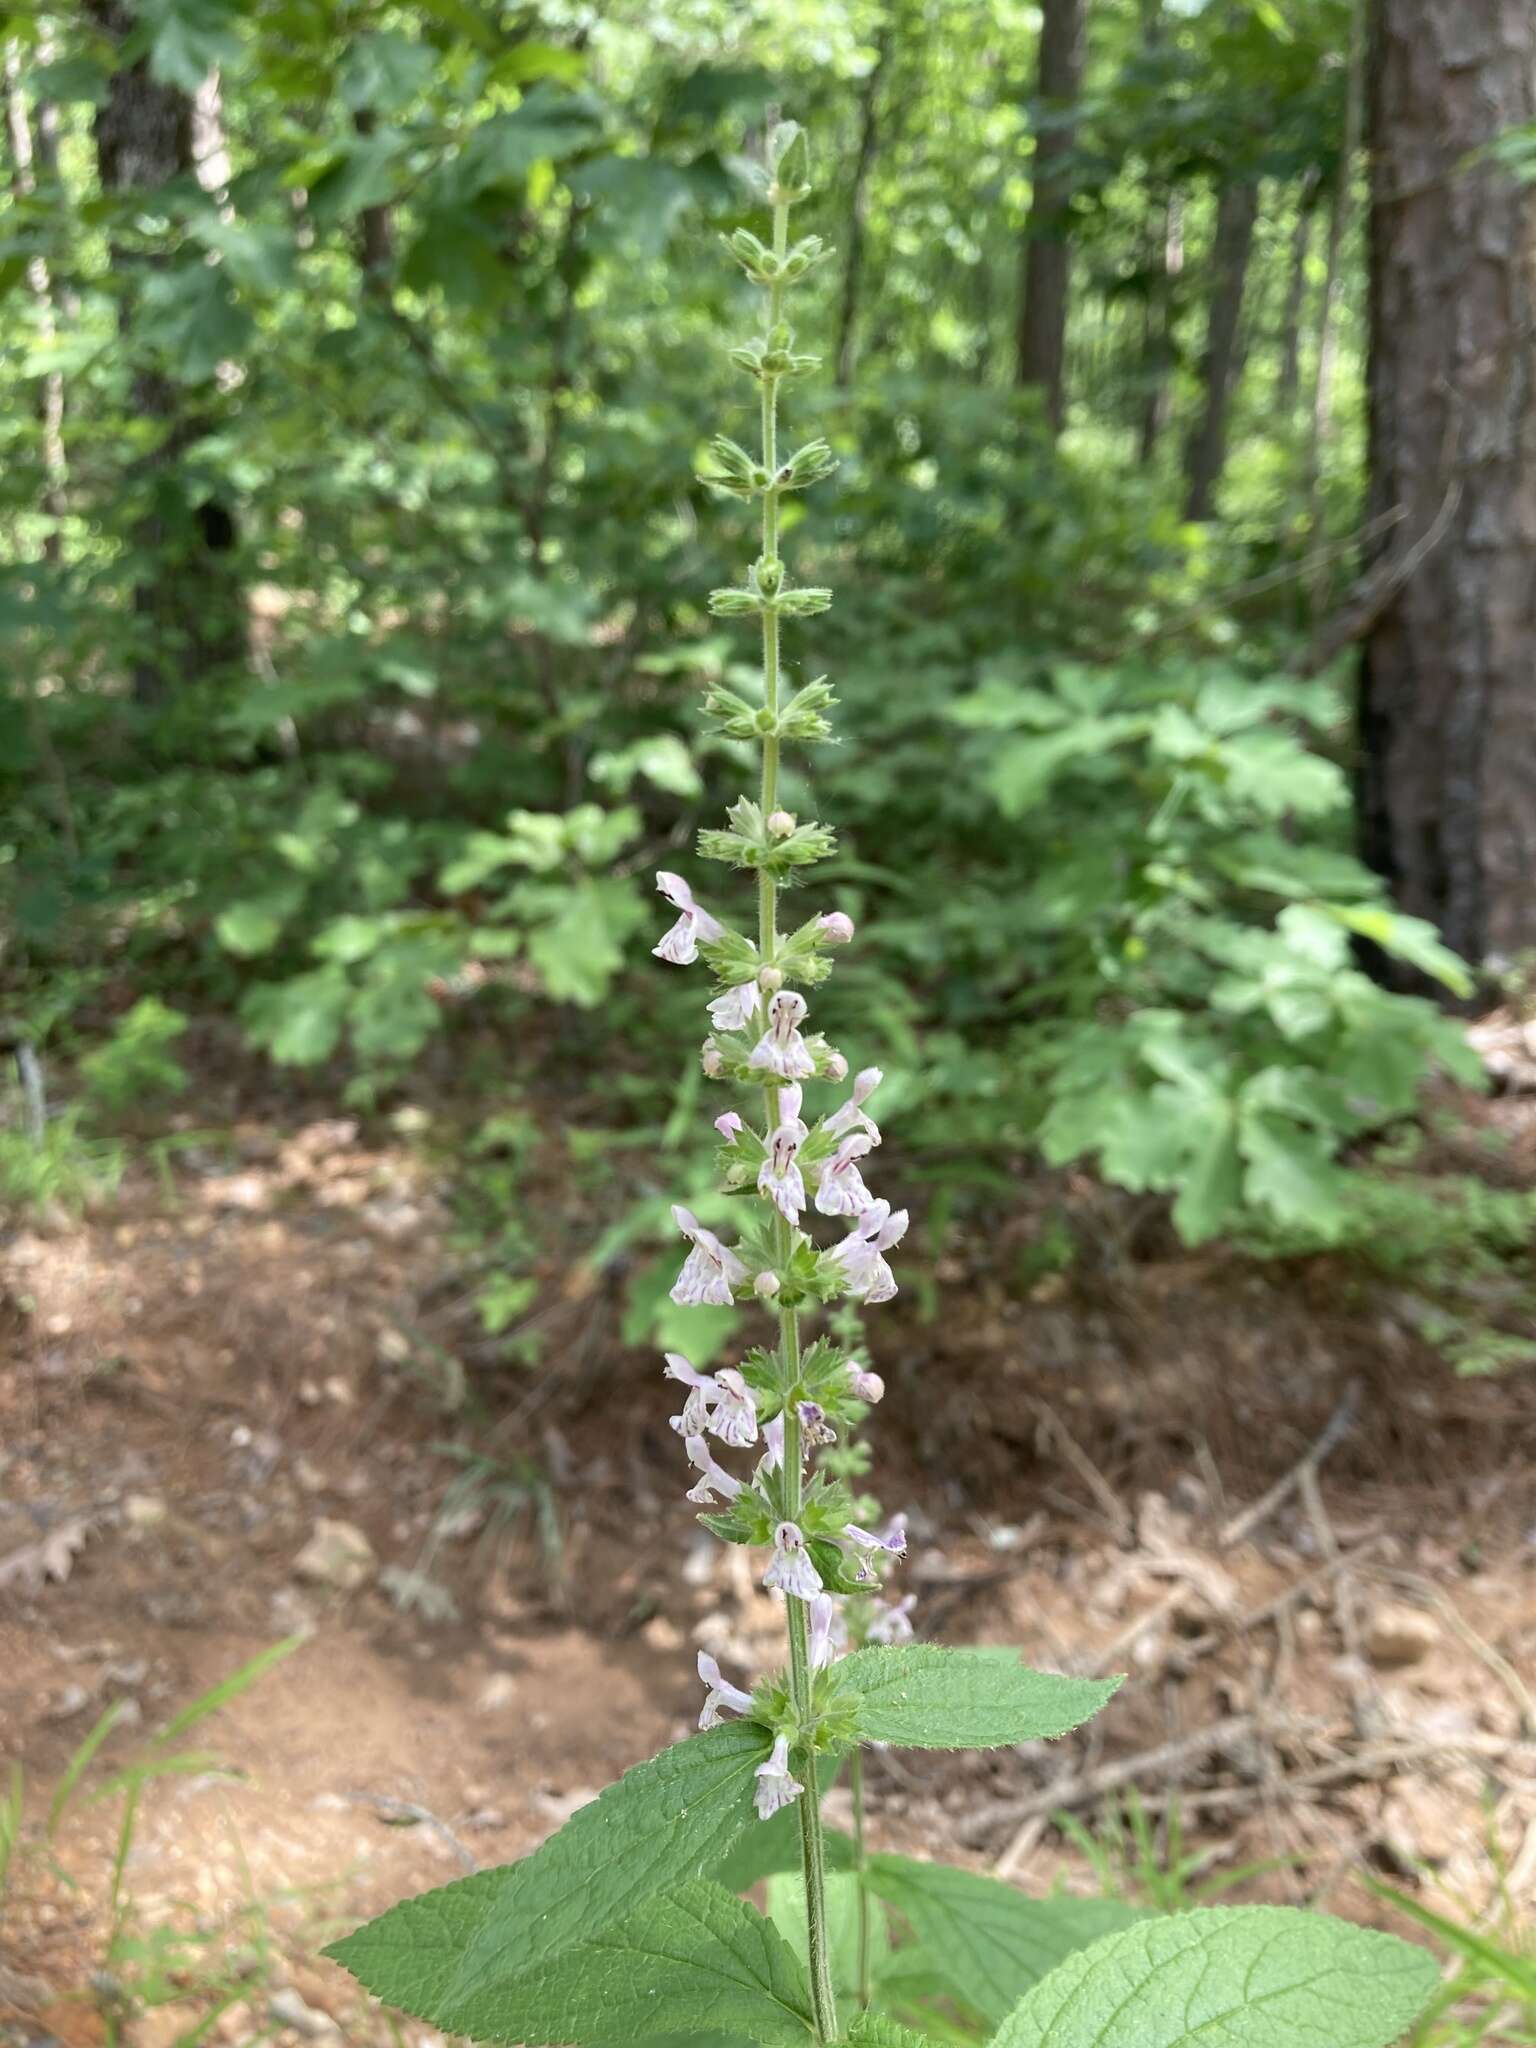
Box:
653, 871, 725, 966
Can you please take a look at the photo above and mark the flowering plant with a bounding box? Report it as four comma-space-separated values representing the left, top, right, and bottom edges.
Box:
327, 121, 1438, 2048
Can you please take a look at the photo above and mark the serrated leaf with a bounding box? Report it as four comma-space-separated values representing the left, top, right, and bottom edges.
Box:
325, 1722, 770, 2029
1170, 1106, 1242, 1245
990, 1905, 1438, 2048
359, 1879, 814, 2046
843, 2011, 936, 2048
865, 1858, 1144, 2027
832, 1647, 1117, 1750
767, 1870, 884, 2003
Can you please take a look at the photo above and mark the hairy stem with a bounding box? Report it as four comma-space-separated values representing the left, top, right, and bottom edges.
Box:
851, 1745, 871, 2008
757, 181, 838, 2048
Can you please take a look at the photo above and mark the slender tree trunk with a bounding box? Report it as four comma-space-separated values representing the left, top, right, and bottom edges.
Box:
1015, 0, 1087, 434
1302, 0, 1365, 599
1138, 191, 1183, 464
1181, 178, 1258, 520
89, 0, 244, 704
1276, 181, 1315, 416
1358, 0, 1536, 967
353, 106, 395, 275
835, 22, 889, 388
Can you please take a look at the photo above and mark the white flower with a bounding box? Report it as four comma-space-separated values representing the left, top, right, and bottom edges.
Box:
808, 1593, 848, 1670
758, 1413, 785, 1475
827, 1200, 907, 1303
709, 981, 760, 1032
663, 1352, 717, 1436
818, 911, 855, 945
710, 1367, 759, 1447
763, 1519, 823, 1602
684, 1433, 742, 1505
866, 1593, 917, 1645
824, 1066, 883, 1146
697, 1651, 755, 1729
754, 1733, 804, 1820
814, 1130, 874, 1216
777, 1083, 805, 1129
747, 990, 816, 1081
654, 871, 725, 966
847, 1366, 885, 1404
670, 1204, 749, 1307
758, 1117, 806, 1221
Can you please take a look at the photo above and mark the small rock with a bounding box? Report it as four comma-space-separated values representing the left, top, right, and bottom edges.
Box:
1364, 1601, 1438, 1669
123, 1493, 169, 1531
292, 1518, 376, 1591
269, 1988, 339, 2039
478, 1671, 518, 1713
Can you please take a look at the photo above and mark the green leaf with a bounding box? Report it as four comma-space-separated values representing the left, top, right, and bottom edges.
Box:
831, 1647, 1118, 1750
1327, 905, 1473, 998
138, 263, 252, 382
842, 2015, 935, 2048
767, 1871, 883, 2004
325, 1722, 770, 2027
1170, 1107, 1242, 1245
216, 891, 302, 957
359, 1880, 814, 2046
338, 32, 436, 113
990, 1905, 1438, 2048
140, 0, 240, 95
865, 1858, 1143, 2027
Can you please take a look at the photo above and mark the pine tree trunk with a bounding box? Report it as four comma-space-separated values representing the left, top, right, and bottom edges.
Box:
1181, 179, 1258, 520
1015, 0, 1086, 434
89, 0, 244, 705
1358, 0, 1536, 966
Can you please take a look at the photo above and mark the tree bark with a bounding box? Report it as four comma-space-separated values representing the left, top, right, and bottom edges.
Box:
1181, 178, 1258, 520
1358, 0, 1536, 967
1015, 0, 1086, 434
89, 0, 244, 704
835, 22, 889, 388
1276, 183, 1314, 417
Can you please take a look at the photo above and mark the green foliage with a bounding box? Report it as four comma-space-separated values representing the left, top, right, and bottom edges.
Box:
989, 1906, 1440, 2048
831, 1647, 1118, 1751
78, 998, 189, 1111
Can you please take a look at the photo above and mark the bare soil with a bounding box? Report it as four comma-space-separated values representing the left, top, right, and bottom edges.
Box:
2, 1097, 1535, 2046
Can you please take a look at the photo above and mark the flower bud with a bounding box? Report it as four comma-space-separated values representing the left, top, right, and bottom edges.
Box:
767, 810, 796, 839
818, 911, 855, 945
754, 1270, 781, 1299
768, 322, 793, 352
755, 555, 784, 597
758, 965, 784, 993
824, 1051, 849, 1082
701, 1038, 724, 1077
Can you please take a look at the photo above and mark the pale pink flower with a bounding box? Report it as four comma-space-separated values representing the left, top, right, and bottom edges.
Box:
684, 1434, 741, 1505
866, 1593, 917, 1645
848, 1366, 885, 1404
825, 1052, 849, 1082
824, 1066, 883, 1145
697, 1650, 755, 1729
763, 1520, 823, 1601
710, 1367, 759, 1447
653, 871, 725, 966
827, 1199, 907, 1303
814, 1130, 874, 1216
808, 1593, 848, 1670
663, 1352, 718, 1436
701, 1039, 724, 1077
818, 911, 855, 945
758, 1118, 806, 1221
714, 1111, 744, 1140
671, 1204, 748, 1307
758, 1413, 785, 1475
845, 1513, 908, 1585
708, 981, 760, 1032
754, 1733, 803, 1820
747, 990, 816, 1081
